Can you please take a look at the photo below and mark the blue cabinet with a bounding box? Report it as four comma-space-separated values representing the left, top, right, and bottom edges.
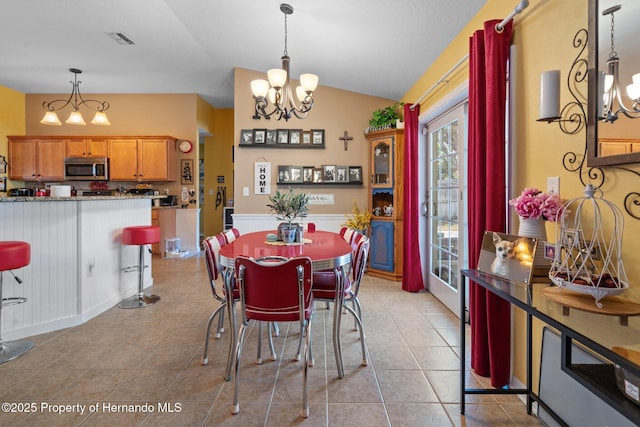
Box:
369, 220, 394, 272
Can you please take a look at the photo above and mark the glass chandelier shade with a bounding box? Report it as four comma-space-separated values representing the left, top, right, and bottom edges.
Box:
250, 3, 318, 121
40, 68, 111, 126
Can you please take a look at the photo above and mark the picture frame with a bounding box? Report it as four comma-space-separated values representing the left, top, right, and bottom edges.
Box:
0, 155, 6, 174
0, 176, 6, 192
278, 165, 290, 183
302, 166, 314, 183
336, 166, 349, 183
253, 129, 266, 144
277, 129, 289, 144
312, 167, 323, 183
543, 243, 557, 260
240, 129, 253, 144
289, 166, 303, 183
323, 164, 336, 182
476, 231, 537, 284
348, 166, 362, 183
311, 129, 325, 146
181, 159, 194, 185
289, 129, 302, 144
266, 129, 277, 144
302, 131, 311, 145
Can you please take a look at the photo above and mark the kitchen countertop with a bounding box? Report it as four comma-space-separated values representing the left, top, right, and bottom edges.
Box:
0, 194, 165, 202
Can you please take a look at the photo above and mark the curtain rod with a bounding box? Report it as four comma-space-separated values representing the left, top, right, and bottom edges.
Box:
410, 0, 529, 110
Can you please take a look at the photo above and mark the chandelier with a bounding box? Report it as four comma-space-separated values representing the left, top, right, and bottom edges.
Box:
40, 68, 111, 126
600, 4, 640, 123
250, 3, 318, 121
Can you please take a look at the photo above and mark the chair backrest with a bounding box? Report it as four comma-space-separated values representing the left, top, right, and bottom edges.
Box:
348, 232, 370, 297
202, 228, 240, 299
235, 255, 313, 323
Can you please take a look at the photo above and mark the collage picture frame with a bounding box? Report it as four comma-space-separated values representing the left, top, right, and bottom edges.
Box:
239, 129, 325, 148
276, 165, 363, 185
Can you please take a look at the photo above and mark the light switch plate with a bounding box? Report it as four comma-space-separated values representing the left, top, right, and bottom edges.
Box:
547, 177, 560, 195
243, 187, 249, 196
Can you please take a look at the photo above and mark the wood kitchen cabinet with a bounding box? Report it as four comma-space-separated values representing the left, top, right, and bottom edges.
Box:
65, 138, 109, 158
8, 137, 65, 181
109, 137, 176, 182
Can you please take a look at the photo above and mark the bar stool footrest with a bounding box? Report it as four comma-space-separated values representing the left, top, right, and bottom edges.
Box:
0, 340, 33, 364
118, 294, 160, 309
2, 297, 28, 307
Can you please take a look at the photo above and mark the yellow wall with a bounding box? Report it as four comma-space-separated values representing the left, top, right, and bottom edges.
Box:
233, 67, 396, 217
404, 0, 640, 392
0, 87, 26, 174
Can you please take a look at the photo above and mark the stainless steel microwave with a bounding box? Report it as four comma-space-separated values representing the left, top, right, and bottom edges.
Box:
64, 157, 109, 181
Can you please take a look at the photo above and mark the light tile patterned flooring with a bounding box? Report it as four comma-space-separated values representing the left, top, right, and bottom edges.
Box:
0, 254, 543, 426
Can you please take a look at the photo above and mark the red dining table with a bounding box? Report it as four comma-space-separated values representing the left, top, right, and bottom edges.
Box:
219, 230, 353, 378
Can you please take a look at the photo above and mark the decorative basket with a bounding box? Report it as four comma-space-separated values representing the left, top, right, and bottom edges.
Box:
548, 185, 629, 308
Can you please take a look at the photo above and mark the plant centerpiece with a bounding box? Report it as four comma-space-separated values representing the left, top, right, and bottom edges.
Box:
343, 201, 372, 234
366, 101, 404, 133
267, 186, 310, 242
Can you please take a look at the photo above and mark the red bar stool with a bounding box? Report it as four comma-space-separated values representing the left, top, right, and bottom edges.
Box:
0, 241, 33, 364
118, 225, 161, 309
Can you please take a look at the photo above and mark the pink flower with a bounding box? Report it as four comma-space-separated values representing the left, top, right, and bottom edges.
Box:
509, 188, 563, 222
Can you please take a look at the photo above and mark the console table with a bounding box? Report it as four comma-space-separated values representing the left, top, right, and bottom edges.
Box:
460, 269, 640, 426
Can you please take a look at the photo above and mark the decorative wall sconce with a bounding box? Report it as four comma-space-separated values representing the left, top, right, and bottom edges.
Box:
40, 68, 110, 126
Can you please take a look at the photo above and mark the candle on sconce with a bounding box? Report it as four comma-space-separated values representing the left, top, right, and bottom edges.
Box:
539, 70, 560, 120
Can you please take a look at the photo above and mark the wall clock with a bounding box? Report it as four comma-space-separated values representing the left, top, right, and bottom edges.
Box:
178, 140, 193, 153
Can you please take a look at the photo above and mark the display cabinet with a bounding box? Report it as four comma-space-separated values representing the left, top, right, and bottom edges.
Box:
366, 128, 404, 281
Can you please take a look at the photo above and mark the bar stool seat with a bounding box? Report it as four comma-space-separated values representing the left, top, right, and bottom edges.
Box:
118, 226, 161, 309
0, 241, 33, 364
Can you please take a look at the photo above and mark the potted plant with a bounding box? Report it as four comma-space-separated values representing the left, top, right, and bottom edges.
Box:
343, 201, 372, 234
267, 187, 310, 242
366, 101, 404, 133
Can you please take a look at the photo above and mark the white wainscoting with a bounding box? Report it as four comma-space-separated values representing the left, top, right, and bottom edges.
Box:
231, 214, 347, 235
0, 199, 151, 340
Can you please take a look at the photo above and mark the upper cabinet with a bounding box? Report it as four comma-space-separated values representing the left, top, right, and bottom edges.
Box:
8, 137, 65, 181
65, 138, 109, 158
109, 137, 176, 182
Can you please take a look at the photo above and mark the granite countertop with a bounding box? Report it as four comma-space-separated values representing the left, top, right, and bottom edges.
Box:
0, 195, 165, 202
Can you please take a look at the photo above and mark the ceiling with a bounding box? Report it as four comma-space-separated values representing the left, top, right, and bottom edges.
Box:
0, 0, 488, 109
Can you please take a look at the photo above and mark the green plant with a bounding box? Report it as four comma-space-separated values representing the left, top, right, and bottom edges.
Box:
267, 187, 310, 226
368, 101, 404, 129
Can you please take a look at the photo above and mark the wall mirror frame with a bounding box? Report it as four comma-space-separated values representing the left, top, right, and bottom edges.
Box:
587, 0, 640, 167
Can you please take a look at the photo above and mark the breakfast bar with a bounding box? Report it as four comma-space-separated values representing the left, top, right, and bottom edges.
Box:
0, 195, 158, 340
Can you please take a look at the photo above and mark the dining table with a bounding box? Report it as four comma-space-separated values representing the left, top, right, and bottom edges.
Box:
219, 229, 353, 378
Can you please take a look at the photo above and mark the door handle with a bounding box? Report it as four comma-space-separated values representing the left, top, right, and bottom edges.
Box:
421, 202, 428, 216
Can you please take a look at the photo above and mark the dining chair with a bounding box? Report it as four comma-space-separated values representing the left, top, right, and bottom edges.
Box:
200, 228, 240, 381
312, 228, 370, 377
232, 255, 314, 418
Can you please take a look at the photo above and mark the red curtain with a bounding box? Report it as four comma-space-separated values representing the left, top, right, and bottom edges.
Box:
402, 104, 424, 292
468, 20, 512, 387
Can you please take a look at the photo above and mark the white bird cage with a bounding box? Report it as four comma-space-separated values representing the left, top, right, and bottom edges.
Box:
548, 184, 629, 307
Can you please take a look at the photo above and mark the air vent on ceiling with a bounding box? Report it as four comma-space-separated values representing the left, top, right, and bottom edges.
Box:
107, 32, 135, 45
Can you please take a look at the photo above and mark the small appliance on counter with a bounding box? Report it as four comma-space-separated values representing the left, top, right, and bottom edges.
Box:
8, 188, 34, 197
159, 195, 178, 206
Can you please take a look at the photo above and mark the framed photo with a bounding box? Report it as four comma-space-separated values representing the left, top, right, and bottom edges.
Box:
312, 167, 324, 183
289, 129, 302, 144
0, 156, 6, 174
240, 129, 253, 144
266, 129, 277, 144
253, 129, 266, 144
181, 159, 194, 185
277, 129, 289, 144
289, 166, 303, 183
311, 129, 325, 146
336, 166, 349, 182
323, 165, 336, 182
349, 166, 362, 183
0, 177, 6, 192
543, 243, 557, 260
278, 165, 290, 183
302, 166, 314, 183
477, 231, 537, 284
302, 131, 311, 145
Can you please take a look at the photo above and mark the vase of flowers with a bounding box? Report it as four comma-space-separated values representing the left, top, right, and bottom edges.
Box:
343, 201, 372, 234
267, 187, 310, 242
509, 188, 563, 266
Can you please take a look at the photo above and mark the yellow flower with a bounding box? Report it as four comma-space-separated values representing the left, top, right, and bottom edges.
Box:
343, 201, 372, 232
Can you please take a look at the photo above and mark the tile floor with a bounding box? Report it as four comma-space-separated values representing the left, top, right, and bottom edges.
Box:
0, 254, 544, 426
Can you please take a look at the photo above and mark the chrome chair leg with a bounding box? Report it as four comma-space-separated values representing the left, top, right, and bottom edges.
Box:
301, 317, 311, 418
267, 323, 276, 361
231, 322, 247, 415
344, 304, 368, 366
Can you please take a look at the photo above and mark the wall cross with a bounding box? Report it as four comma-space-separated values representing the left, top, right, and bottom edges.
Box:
339, 131, 353, 151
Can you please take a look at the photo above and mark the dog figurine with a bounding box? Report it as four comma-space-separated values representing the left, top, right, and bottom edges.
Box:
491, 232, 515, 276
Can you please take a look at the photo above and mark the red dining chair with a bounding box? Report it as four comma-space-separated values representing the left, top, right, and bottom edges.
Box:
232, 255, 314, 418
312, 228, 369, 377
201, 228, 240, 381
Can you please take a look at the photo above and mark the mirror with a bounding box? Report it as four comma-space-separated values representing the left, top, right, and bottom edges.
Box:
587, 0, 640, 166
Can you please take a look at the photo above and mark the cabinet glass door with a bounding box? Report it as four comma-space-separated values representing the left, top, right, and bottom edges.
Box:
372, 139, 391, 187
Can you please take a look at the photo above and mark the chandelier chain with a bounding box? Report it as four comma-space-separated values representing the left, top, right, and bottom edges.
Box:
608, 11, 617, 59
283, 11, 288, 57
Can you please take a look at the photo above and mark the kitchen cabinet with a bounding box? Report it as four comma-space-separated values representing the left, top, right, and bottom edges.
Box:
366, 128, 404, 281
8, 137, 65, 181
65, 138, 109, 158
109, 137, 176, 182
